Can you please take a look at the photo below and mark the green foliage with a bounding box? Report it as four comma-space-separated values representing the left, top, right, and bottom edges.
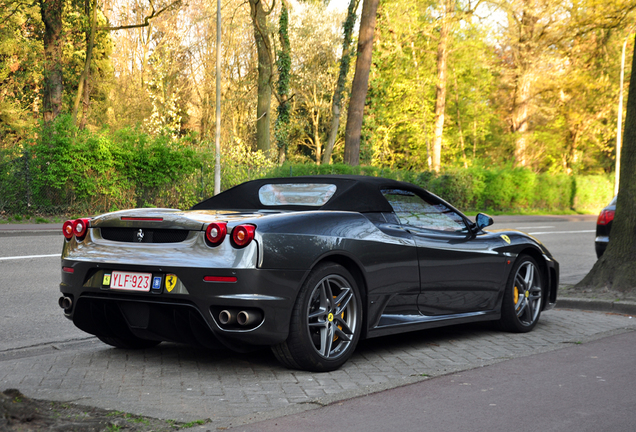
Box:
0, 2, 43, 147
1, 115, 199, 214
266, 163, 613, 213
275, 2, 291, 154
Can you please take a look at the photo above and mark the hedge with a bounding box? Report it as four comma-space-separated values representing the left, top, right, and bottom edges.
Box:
0, 117, 614, 215
265, 163, 614, 214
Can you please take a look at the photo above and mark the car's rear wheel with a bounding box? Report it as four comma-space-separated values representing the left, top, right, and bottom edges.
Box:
498, 255, 544, 332
272, 263, 362, 372
97, 335, 161, 349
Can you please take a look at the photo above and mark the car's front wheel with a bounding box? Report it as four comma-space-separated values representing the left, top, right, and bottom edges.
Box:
498, 255, 544, 332
272, 262, 362, 372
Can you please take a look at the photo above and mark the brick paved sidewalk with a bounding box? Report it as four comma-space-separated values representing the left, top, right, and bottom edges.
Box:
1, 309, 634, 430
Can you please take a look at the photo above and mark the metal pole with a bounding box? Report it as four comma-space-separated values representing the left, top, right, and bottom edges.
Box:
214, 0, 222, 195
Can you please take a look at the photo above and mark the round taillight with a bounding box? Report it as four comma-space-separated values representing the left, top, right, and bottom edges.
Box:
232, 224, 255, 248
205, 222, 227, 246
72, 218, 90, 240
62, 220, 74, 240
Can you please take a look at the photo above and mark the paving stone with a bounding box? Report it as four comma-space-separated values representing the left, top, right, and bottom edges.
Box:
1, 309, 634, 426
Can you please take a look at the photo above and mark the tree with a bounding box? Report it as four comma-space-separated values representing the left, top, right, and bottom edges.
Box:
39, 0, 65, 123
431, 0, 455, 172
248, 0, 275, 153
576, 33, 636, 292
322, 0, 359, 165
72, 0, 97, 128
343, 0, 378, 166
274, 0, 291, 163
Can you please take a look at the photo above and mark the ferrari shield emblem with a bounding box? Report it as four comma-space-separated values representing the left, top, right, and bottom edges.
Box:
165, 274, 177, 292
500, 235, 511, 244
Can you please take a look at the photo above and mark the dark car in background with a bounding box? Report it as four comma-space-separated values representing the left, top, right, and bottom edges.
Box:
595, 196, 616, 258
59, 175, 559, 372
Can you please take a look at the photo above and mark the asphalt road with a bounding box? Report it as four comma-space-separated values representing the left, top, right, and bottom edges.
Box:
0, 233, 89, 352
0, 215, 597, 353
1, 215, 633, 432
231, 329, 636, 432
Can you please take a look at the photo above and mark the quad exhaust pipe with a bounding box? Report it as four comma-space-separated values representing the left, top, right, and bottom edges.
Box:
218, 309, 237, 325
218, 309, 263, 327
237, 310, 262, 326
58, 296, 73, 310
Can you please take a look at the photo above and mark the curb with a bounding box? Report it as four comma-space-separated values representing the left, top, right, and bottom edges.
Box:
0, 230, 61, 237
556, 297, 636, 316
0, 224, 62, 237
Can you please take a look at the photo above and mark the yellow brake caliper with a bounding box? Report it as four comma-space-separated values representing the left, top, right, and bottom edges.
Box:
332, 296, 345, 342
513, 286, 519, 304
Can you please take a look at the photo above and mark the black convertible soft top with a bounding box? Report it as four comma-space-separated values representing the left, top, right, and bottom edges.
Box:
191, 175, 433, 213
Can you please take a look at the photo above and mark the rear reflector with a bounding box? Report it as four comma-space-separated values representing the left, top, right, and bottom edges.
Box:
62, 267, 74, 273
121, 217, 164, 221
203, 276, 237, 283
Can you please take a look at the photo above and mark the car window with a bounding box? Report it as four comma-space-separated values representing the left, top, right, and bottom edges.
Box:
259, 183, 337, 206
382, 189, 466, 232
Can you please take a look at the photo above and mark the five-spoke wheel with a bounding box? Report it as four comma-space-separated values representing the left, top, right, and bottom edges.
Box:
498, 255, 544, 332
272, 263, 362, 372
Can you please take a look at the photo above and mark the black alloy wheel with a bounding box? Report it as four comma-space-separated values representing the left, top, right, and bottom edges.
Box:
498, 255, 544, 333
272, 262, 362, 372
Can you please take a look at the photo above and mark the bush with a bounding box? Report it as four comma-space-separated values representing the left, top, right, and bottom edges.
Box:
264, 163, 614, 214
0, 122, 615, 216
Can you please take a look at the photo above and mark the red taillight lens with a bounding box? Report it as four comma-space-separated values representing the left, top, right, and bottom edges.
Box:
205, 222, 227, 246
72, 218, 90, 240
62, 220, 74, 240
232, 224, 255, 248
597, 209, 615, 226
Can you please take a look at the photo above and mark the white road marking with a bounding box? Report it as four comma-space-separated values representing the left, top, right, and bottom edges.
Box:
0, 254, 59, 261
529, 230, 595, 235
515, 226, 555, 229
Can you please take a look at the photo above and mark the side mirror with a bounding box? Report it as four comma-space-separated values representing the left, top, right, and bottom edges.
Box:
475, 213, 494, 231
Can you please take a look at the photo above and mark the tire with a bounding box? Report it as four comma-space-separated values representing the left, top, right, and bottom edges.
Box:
498, 255, 544, 333
272, 263, 363, 372
97, 335, 161, 350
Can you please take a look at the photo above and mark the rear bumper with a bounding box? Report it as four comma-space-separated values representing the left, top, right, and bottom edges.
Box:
595, 236, 609, 258
60, 259, 306, 349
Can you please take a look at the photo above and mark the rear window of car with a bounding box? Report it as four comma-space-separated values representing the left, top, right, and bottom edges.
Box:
258, 183, 337, 206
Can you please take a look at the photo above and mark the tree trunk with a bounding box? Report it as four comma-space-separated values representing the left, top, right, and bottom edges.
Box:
576, 34, 636, 293
73, 0, 98, 128
453, 73, 467, 168
431, 0, 454, 173
39, 0, 65, 123
511, 72, 532, 167
249, 0, 274, 153
275, 1, 291, 163
510, 4, 538, 167
323, 0, 359, 165
344, 0, 379, 166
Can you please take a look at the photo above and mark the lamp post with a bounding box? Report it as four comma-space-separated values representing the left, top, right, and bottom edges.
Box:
214, 0, 222, 195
